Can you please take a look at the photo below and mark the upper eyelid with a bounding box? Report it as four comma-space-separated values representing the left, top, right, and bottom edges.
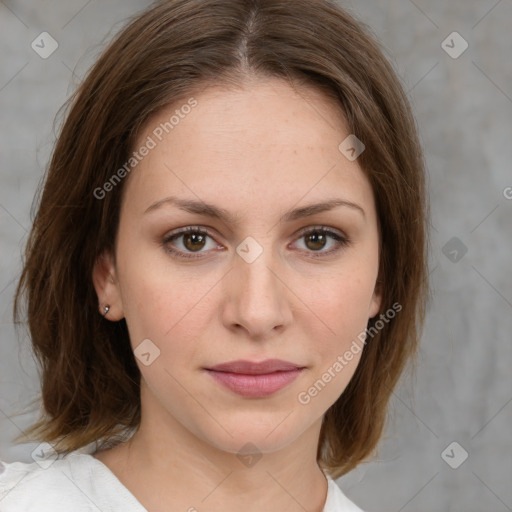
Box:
165, 224, 345, 235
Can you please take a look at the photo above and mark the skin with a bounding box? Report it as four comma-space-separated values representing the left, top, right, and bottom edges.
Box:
92, 75, 382, 512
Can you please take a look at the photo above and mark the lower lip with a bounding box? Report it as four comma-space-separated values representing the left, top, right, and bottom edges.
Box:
205, 369, 303, 397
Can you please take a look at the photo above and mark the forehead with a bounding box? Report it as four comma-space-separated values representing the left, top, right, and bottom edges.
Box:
121, 77, 376, 220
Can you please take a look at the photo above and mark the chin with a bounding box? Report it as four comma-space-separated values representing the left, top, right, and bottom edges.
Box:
188, 409, 319, 457
206, 429, 298, 456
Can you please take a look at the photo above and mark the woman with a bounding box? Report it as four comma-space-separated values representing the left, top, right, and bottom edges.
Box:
1, 0, 429, 510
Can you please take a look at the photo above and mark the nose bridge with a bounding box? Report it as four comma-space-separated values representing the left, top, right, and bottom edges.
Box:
235, 234, 280, 300
226, 234, 291, 334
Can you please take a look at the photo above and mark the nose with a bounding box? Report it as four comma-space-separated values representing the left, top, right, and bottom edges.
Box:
222, 242, 293, 340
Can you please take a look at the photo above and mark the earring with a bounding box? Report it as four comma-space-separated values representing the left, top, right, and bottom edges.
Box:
101, 304, 111, 317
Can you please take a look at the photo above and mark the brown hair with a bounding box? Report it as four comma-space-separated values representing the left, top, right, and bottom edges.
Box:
13, 0, 430, 478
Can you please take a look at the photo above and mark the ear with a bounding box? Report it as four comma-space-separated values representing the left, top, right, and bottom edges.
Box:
92, 251, 124, 321
368, 278, 383, 319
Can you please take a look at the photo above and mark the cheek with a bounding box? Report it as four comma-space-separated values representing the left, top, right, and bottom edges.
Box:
295, 286, 367, 412
117, 251, 219, 367
302, 266, 376, 339
296, 264, 376, 390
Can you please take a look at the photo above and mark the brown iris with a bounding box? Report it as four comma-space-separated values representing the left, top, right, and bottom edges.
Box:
305, 231, 327, 251
183, 232, 207, 252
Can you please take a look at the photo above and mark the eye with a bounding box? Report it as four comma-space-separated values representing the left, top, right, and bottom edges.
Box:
290, 226, 350, 258
162, 225, 350, 260
162, 226, 219, 259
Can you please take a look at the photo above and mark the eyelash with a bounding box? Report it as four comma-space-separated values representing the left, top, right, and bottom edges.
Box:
162, 225, 350, 260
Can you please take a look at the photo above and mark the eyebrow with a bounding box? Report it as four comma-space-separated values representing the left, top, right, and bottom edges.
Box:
144, 195, 365, 224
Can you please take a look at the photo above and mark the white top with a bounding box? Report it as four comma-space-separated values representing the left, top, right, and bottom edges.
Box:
0, 445, 364, 512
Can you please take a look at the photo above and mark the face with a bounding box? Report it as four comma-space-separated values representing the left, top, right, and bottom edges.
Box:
93, 77, 382, 455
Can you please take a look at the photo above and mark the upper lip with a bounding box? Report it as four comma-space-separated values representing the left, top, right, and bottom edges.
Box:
206, 359, 304, 375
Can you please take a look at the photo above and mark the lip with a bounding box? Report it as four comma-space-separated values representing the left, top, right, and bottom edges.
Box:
207, 359, 304, 374
204, 359, 305, 398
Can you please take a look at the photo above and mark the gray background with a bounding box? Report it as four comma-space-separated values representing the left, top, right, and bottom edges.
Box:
1, 1, 511, 511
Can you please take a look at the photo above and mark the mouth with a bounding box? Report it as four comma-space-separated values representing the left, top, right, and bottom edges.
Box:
203, 359, 306, 398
